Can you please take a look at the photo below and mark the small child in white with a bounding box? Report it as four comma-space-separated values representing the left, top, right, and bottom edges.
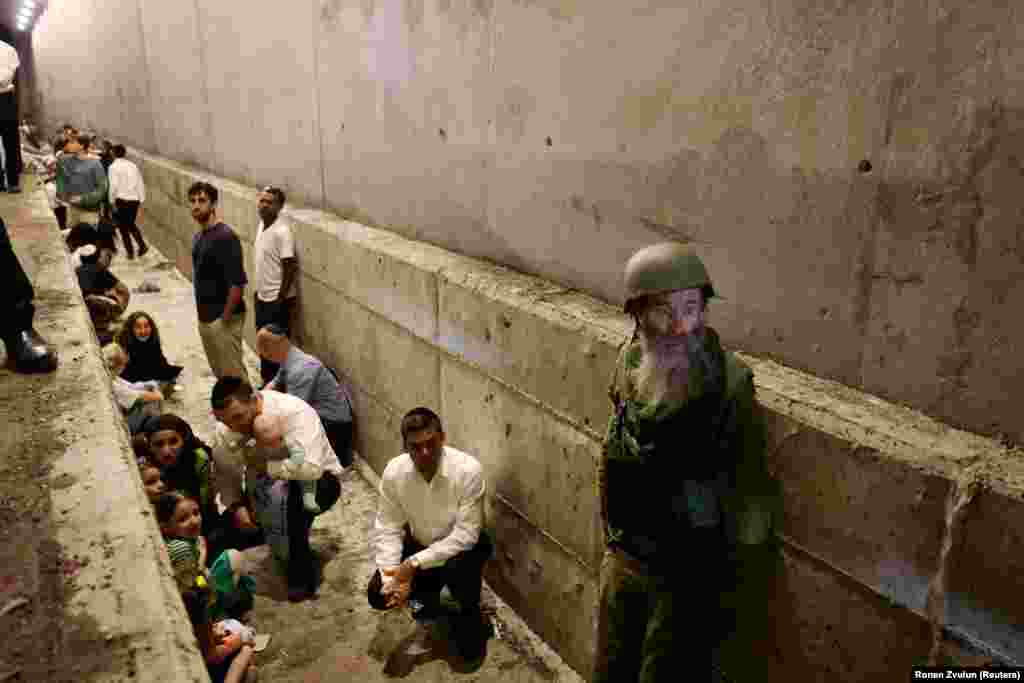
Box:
252, 412, 321, 514
105, 344, 163, 434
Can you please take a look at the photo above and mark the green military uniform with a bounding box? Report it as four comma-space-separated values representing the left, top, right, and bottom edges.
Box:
595, 243, 778, 683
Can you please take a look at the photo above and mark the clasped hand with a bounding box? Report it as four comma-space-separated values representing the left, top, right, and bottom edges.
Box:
380, 560, 417, 609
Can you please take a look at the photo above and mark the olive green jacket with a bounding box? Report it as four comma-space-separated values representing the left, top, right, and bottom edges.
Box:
599, 328, 778, 557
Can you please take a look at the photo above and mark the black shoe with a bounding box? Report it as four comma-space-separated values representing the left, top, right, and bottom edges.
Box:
137, 244, 149, 257
5, 330, 58, 374
287, 586, 315, 602
452, 611, 489, 661
8, 185, 20, 194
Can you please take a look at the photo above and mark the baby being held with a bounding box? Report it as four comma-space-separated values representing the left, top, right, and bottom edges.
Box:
252, 413, 320, 515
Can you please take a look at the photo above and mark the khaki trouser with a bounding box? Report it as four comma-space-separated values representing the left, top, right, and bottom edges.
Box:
67, 205, 99, 229
197, 312, 247, 380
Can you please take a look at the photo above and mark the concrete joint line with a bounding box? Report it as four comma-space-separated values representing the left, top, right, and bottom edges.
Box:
288, 268, 608, 443
492, 491, 597, 577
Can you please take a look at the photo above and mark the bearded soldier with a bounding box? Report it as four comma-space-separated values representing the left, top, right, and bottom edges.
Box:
596, 243, 778, 682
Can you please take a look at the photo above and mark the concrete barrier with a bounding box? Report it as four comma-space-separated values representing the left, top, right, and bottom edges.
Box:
3, 189, 209, 681
132, 149, 1024, 680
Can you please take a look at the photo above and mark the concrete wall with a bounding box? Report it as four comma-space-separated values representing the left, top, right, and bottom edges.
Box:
134, 151, 1024, 679
28, 0, 1024, 446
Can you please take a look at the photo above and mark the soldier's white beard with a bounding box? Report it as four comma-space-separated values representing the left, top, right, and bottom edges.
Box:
635, 330, 709, 404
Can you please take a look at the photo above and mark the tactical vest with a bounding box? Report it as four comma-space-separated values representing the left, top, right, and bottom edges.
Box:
606, 377, 734, 565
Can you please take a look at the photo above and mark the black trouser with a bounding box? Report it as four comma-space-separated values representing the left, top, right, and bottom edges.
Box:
254, 296, 296, 384
54, 205, 67, 230
0, 216, 36, 344
113, 199, 146, 255
367, 529, 492, 614
0, 97, 21, 189
324, 418, 353, 468
286, 471, 342, 589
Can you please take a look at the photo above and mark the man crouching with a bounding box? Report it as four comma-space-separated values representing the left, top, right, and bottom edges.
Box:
367, 407, 492, 662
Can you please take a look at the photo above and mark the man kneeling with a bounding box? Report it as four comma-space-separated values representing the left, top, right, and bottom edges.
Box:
368, 407, 491, 660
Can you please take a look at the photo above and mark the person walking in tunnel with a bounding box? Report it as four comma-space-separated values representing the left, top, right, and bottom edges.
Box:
255, 324, 355, 468
210, 376, 343, 602
596, 243, 779, 683
108, 144, 148, 259
367, 407, 492, 661
0, 33, 22, 193
189, 181, 248, 380
0, 215, 58, 372
56, 133, 109, 231
252, 185, 298, 386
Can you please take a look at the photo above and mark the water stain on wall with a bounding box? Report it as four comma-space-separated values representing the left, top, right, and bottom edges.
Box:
403, 0, 425, 32
496, 85, 535, 142
514, 0, 577, 22
320, 0, 343, 26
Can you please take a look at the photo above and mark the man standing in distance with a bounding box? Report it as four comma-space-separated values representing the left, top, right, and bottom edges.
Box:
189, 181, 248, 380
108, 144, 148, 259
252, 186, 298, 386
0, 31, 22, 193
56, 134, 108, 232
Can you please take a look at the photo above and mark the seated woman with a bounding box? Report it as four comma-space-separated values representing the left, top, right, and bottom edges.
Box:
139, 414, 264, 558
117, 311, 184, 388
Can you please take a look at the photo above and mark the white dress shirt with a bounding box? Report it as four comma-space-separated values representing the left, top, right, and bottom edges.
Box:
0, 42, 18, 94
108, 157, 146, 203
252, 217, 296, 302
373, 446, 485, 571
211, 391, 343, 507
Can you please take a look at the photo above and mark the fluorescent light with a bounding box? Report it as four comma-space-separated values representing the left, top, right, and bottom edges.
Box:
17, 10, 31, 19
23, 1, 36, 6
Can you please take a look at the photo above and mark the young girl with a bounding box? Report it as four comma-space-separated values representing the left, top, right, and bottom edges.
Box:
142, 414, 218, 536
117, 311, 184, 387
156, 491, 255, 620
105, 344, 163, 434
138, 457, 166, 502
180, 578, 259, 683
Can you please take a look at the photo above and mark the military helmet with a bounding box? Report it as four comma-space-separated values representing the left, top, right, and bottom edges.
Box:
622, 242, 715, 314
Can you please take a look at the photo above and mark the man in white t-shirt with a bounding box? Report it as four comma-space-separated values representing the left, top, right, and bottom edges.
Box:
252, 186, 298, 385
210, 376, 343, 602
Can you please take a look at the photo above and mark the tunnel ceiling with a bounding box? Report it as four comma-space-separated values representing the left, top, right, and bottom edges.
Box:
0, 0, 46, 41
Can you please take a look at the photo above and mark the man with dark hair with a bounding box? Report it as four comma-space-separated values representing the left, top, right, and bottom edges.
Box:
367, 407, 492, 660
189, 181, 247, 380
256, 324, 354, 467
0, 215, 57, 372
252, 185, 298, 385
56, 134, 108, 231
0, 34, 22, 193
209, 375, 344, 602
108, 143, 148, 258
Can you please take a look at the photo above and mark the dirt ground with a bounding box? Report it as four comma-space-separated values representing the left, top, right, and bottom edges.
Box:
1, 179, 584, 682
0, 201, 132, 682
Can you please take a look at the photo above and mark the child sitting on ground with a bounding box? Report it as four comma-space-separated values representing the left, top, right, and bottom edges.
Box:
155, 490, 255, 619
105, 344, 163, 434
138, 457, 166, 502
116, 311, 184, 390
181, 577, 259, 683
252, 413, 320, 514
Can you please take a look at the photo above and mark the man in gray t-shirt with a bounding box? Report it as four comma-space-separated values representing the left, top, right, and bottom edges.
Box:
256, 324, 353, 466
